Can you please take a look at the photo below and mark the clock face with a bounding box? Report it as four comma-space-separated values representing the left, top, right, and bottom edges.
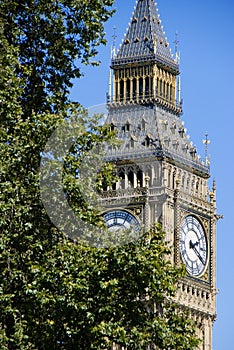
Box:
180, 215, 208, 277
103, 210, 140, 232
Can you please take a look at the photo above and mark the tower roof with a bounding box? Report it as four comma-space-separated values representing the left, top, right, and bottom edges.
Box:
112, 0, 178, 72
106, 105, 209, 176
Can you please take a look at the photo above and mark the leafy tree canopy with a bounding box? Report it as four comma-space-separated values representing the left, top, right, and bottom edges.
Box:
0, 0, 114, 115
0, 2, 200, 349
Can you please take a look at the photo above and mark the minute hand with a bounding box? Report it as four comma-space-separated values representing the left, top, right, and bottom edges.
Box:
192, 245, 206, 265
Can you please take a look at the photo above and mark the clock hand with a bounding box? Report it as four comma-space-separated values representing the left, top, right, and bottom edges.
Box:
189, 240, 199, 249
189, 240, 205, 264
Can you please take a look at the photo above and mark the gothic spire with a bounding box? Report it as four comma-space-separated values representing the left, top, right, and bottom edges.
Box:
113, 0, 178, 73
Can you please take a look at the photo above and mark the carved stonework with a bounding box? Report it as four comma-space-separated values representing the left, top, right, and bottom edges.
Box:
102, 1, 217, 348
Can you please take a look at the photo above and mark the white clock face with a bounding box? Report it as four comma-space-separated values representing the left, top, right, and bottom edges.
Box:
103, 210, 140, 232
180, 216, 208, 277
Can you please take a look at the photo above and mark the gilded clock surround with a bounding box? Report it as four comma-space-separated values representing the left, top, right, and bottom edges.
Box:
179, 215, 209, 278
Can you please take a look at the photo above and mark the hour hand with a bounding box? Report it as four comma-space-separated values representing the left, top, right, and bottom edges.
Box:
190, 241, 205, 265
189, 240, 198, 249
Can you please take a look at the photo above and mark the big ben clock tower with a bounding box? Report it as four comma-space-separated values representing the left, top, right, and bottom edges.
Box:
102, 0, 217, 348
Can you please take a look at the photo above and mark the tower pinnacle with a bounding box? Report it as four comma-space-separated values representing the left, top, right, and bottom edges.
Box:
113, 0, 178, 73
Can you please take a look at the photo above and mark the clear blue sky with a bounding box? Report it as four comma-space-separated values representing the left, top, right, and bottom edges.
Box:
70, 1, 234, 348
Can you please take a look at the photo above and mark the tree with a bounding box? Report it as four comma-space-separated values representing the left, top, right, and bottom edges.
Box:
0, 0, 114, 115
0, 3, 115, 347
0, 2, 200, 349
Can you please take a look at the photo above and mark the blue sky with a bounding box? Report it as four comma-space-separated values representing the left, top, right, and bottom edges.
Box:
71, 1, 234, 348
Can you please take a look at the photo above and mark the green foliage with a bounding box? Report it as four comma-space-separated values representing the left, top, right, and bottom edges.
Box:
1, 220, 200, 349
0, 2, 200, 349
0, 0, 115, 115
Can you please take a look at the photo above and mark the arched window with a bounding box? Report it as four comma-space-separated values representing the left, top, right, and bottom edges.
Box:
150, 77, 153, 97
128, 171, 134, 187
137, 170, 143, 187
170, 84, 173, 101
133, 78, 137, 99
145, 76, 150, 96
118, 171, 125, 189
160, 79, 162, 96
115, 82, 118, 101
139, 77, 143, 96
120, 80, 124, 101
125, 121, 130, 132
166, 83, 169, 99
126, 79, 130, 100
